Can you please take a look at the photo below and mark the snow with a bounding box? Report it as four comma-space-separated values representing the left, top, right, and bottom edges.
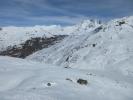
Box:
0, 56, 133, 100
27, 16, 133, 70
0, 71, 33, 91
0, 16, 133, 100
0, 20, 100, 51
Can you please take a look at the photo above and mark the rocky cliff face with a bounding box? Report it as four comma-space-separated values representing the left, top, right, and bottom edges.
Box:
0, 35, 67, 58
0, 19, 102, 58
27, 16, 133, 70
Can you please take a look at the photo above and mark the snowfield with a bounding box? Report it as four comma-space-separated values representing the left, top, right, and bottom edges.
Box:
0, 56, 133, 100
27, 16, 133, 70
0, 19, 100, 51
0, 16, 133, 100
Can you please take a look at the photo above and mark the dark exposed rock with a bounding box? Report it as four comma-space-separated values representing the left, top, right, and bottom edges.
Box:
64, 66, 69, 68
119, 21, 125, 26
93, 26, 103, 33
92, 43, 96, 47
0, 35, 67, 58
47, 83, 51, 86
77, 79, 88, 85
0, 27, 2, 31
66, 78, 73, 82
116, 21, 126, 26
66, 56, 69, 61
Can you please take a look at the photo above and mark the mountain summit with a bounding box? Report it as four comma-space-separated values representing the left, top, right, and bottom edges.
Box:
0, 16, 133, 100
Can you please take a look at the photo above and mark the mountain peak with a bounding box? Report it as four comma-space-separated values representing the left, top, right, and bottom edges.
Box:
77, 19, 102, 28
108, 16, 133, 26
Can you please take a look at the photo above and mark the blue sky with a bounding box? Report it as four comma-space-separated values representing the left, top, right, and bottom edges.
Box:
0, 0, 133, 26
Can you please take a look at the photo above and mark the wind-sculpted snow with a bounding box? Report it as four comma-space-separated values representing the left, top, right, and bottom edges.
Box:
0, 16, 133, 100
0, 35, 67, 58
0, 19, 101, 51
0, 56, 133, 100
27, 16, 133, 71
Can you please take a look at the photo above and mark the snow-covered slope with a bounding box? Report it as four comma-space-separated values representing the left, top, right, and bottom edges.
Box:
0, 20, 101, 51
0, 56, 133, 100
27, 16, 133, 72
0, 16, 133, 100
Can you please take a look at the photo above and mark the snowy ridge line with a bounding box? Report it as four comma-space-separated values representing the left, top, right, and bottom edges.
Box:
27, 16, 133, 70
0, 19, 101, 51
0, 16, 133, 100
0, 35, 67, 58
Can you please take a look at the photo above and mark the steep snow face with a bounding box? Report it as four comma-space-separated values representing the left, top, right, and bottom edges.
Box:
27, 16, 133, 72
0, 25, 64, 51
0, 35, 67, 58
103, 16, 133, 33
0, 56, 133, 100
0, 20, 101, 51
0, 16, 133, 100
70, 19, 101, 35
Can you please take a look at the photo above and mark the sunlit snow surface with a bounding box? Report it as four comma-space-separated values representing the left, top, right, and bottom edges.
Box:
0, 16, 133, 100
0, 19, 100, 51
0, 56, 133, 100
27, 16, 133, 70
